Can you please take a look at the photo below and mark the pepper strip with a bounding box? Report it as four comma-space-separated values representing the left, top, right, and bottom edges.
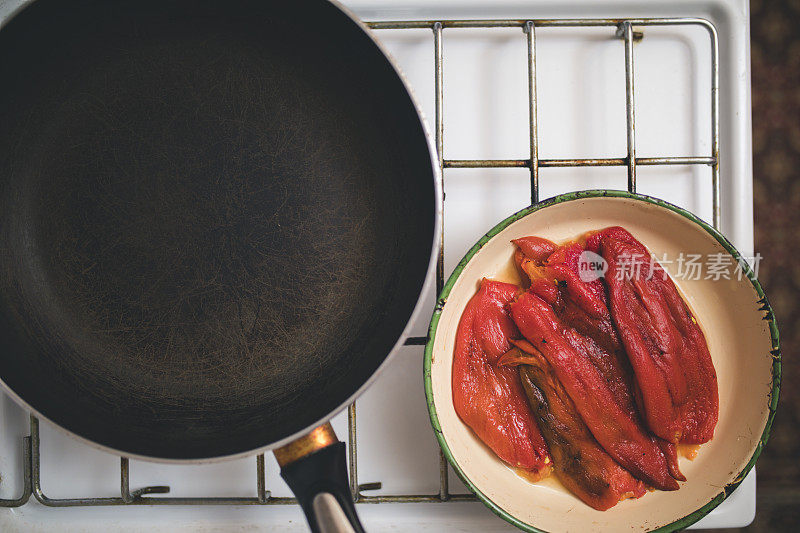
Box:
511, 291, 679, 490
499, 347, 646, 511
597, 226, 719, 443
518, 237, 685, 482
452, 279, 552, 477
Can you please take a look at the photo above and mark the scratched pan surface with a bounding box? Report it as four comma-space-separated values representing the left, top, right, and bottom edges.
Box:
0, 0, 438, 460
426, 191, 779, 532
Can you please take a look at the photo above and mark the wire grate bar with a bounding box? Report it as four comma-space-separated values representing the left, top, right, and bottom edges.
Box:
355, 493, 476, 503
526, 21, 539, 204
621, 21, 637, 192
4, 15, 720, 509
367, 17, 716, 30
0, 436, 31, 507
444, 156, 716, 169
348, 403, 360, 501
256, 454, 269, 503
433, 20, 445, 299
709, 24, 720, 229
431, 20, 451, 503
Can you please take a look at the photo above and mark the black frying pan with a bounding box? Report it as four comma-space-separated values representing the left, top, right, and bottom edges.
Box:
0, 0, 439, 530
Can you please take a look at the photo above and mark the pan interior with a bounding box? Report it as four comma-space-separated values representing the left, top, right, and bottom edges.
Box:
0, 0, 435, 458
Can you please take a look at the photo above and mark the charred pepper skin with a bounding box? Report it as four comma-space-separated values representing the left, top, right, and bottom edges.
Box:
452, 279, 552, 477
597, 227, 719, 444
511, 291, 679, 491
513, 352, 646, 511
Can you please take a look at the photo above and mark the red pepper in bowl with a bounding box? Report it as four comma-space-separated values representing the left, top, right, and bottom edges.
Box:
510, 290, 679, 491
499, 346, 647, 510
596, 227, 719, 444
515, 238, 685, 485
452, 279, 552, 478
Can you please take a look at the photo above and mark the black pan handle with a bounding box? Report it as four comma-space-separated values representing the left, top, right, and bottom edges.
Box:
276, 424, 365, 533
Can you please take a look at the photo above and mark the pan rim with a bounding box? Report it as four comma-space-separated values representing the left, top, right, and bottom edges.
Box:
0, 0, 443, 464
423, 189, 780, 532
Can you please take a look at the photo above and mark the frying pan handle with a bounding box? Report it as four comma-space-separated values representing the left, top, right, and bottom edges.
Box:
276, 424, 365, 533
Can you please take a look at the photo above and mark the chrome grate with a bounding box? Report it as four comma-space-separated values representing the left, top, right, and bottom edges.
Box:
0, 16, 719, 509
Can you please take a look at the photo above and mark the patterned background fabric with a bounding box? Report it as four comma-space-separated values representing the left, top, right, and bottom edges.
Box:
713, 1, 798, 531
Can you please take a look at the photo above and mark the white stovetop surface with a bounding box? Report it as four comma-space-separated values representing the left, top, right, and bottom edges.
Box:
0, 0, 755, 530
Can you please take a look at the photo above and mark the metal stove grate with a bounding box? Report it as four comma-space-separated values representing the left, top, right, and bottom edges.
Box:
0, 16, 719, 509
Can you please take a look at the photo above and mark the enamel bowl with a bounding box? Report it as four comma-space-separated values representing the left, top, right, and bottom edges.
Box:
425, 191, 780, 532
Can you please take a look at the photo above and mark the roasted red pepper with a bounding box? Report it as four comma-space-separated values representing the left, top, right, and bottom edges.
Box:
516, 239, 606, 317
452, 279, 552, 477
500, 347, 646, 511
596, 226, 719, 444
517, 237, 685, 482
513, 236, 559, 264
510, 290, 679, 490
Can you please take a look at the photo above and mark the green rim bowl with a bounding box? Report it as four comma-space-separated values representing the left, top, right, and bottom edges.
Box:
424, 190, 780, 532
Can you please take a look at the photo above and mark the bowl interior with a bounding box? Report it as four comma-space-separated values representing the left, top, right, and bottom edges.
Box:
427, 194, 777, 532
